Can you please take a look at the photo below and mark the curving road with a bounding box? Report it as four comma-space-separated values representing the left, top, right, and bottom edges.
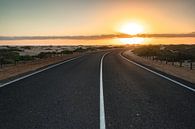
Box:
0, 49, 194, 129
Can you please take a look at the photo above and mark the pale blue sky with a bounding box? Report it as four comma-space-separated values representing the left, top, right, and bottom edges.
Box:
0, 0, 195, 36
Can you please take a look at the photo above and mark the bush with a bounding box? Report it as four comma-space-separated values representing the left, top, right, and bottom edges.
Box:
73, 47, 86, 52
18, 55, 34, 61
61, 50, 73, 54
133, 45, 195, 62
0, 49, 20, 65
37, 52, 52, 59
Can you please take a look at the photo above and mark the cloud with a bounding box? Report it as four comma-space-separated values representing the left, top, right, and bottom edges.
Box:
0, 33, 195, 40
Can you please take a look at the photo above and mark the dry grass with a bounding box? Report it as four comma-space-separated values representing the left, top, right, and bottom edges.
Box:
124, 50, 195, 84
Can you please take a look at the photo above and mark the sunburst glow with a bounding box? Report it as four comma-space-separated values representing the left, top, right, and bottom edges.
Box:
120, 22, 144, 35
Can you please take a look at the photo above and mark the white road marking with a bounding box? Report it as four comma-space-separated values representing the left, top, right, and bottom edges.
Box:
120, 53, 195, 92
100, 52, 110, 129
0, 56, 82, 88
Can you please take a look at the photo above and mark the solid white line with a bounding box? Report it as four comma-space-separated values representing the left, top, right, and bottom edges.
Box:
120, 53, 195, 92
100, 52, 110, 129
0, 56, 82, 88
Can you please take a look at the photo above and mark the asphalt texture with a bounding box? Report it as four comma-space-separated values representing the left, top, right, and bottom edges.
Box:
0, 49, 195, 129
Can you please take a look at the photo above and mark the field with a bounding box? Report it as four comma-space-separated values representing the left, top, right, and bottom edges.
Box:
132, 45, 195, 69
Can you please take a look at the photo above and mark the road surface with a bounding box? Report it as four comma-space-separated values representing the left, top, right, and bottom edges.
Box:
0, 49, 194, 129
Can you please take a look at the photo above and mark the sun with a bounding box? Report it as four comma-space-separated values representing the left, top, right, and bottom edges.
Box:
120, 22, 144, 35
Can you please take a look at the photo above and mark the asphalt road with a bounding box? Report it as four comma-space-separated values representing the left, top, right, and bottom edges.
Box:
0, 49, 195, 129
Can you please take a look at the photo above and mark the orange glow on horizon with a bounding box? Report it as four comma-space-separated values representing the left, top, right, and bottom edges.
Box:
119, 37, 145, 44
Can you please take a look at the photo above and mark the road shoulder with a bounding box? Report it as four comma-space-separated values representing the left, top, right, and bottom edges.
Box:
0, 53, 83, 86
122, 50, 195, 88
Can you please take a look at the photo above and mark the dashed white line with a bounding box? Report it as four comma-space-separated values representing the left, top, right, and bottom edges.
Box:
120, 53, 195, 92
0, 56, 82, 88
100, 52, 110, 129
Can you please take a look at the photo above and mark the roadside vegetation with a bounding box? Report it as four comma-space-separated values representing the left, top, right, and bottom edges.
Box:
0, 46, 116, 68
132, 45, 195, 69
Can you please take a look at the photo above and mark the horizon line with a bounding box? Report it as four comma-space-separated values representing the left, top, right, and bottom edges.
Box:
0, 33, 195, 40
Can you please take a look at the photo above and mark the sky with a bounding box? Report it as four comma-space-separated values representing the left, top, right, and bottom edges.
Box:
0, 0, 195, 36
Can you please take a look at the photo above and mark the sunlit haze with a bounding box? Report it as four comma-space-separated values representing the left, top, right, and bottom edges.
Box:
0, 0, 195, 45
119, 22, 144, 35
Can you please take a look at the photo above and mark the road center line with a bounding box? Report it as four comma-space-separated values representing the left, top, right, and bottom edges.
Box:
120, 52, 195, 92
100, 52, 110, 129
0, 55, 83, 88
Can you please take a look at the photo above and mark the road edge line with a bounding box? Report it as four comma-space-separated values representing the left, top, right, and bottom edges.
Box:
0, 55, 82, 88
120, 52, 195, 92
